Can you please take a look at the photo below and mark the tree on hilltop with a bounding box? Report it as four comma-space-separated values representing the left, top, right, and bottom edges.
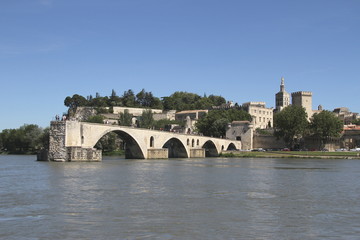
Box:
310, 110, 343, 149
196, 109, 252, 138
274, 105, 308, 149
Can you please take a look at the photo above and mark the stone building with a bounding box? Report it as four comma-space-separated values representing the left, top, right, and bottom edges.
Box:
275, 77, 290, 112
242, 102, 273, 129
112, 106, 163, 116
342, 125, 360, 149
291, 91, 313, 120
175, 110, 208, 134
333, 107, 359, 125
226, 121, 253, 150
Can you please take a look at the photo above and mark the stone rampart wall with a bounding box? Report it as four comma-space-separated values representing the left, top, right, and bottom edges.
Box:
253, 135, 286, 150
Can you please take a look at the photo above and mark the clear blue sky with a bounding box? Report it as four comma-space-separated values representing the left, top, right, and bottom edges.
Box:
1, 0, 359, 130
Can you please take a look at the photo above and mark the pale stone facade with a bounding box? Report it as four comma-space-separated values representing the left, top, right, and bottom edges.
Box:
112, 106, 163, 116
226, 121, 254, 150
291, 91, 313, 120
242, 102, 273, 129
333, 107, 359, 125
175, 110, 208, 134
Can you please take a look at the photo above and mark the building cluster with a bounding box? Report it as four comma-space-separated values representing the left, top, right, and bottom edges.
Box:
74, 76, 359, 151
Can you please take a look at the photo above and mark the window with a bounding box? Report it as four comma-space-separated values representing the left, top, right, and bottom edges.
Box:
150, 136, 154, 147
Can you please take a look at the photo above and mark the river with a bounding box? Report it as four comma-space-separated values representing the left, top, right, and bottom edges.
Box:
1, 155, 360, 239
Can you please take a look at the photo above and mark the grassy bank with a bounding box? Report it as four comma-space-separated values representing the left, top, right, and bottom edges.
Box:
220, 151, 360, 159
102, 150, 125, 156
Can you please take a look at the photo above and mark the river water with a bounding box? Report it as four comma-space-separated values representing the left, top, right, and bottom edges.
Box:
1, 155, 360, 240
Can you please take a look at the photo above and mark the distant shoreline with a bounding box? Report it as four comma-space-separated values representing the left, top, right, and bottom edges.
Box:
2, 150, 359, 160
220, 151, 360, 159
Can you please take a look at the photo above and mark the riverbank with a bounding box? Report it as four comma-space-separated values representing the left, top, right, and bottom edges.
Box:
220, 151, 360, 159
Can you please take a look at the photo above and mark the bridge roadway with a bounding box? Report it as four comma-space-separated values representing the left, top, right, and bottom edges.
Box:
47, 121, 242, 161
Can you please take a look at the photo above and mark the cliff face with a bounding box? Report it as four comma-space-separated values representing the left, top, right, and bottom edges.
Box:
72, 107, 97, 121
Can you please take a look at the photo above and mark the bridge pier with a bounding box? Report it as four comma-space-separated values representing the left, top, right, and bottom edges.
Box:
190, 149, 206, 158
38, 121, 102, 162
147, 149, 168, 159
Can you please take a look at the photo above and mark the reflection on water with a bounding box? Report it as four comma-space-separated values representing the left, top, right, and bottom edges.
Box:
1, 155, 360, 239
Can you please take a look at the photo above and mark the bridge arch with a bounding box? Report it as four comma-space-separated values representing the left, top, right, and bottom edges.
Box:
163, 137, 188, 158
202, 140, 219, 157
227, 143, 237, 150
94, 129, 145, 159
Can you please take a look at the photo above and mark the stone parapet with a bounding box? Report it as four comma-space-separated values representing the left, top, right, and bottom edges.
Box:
291, 91, 312, 96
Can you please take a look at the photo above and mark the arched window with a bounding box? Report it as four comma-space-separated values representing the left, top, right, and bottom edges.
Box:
187, 139, 190, 146
197, 139, 200, 146
222, 145, 224, 150
192, 139, 195, 147
150, 136, 154, 148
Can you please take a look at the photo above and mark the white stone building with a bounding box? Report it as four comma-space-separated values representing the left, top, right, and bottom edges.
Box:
242, 102, 274, 129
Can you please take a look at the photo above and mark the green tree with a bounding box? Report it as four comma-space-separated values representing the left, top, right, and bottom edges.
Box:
196, 109, 252, 137
162, 91, 201, 111
0, 133, 2, 151
90, 96, 109, 108
208, 94, 226, 106
108, 89, 122, 106
95, 132, 118, 152
20, 124, 43, 152
274, 105, 309, 149
38, 127, 50, 150
310, 110, 343, 149
139, 109, 154, 128
195, 97, 213, 109
135, 89, 163, 109
64, 94, 88, 116
0, 124, 45, 153
122, 89, 136, 107
352, 118, 360, 125
64, 94, 88, 109
119, 109, 133, 126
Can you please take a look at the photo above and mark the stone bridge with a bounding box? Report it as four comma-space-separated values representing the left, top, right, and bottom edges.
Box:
46, 121, 241, 161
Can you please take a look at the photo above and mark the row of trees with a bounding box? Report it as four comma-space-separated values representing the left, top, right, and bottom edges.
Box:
0, 124, 49, 154
64, 90, 227, 114
64, 89, 163, 114
274, 105, 343, 149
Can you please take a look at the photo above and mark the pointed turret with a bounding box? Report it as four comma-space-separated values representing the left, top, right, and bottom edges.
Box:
275, 76, 290, 112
